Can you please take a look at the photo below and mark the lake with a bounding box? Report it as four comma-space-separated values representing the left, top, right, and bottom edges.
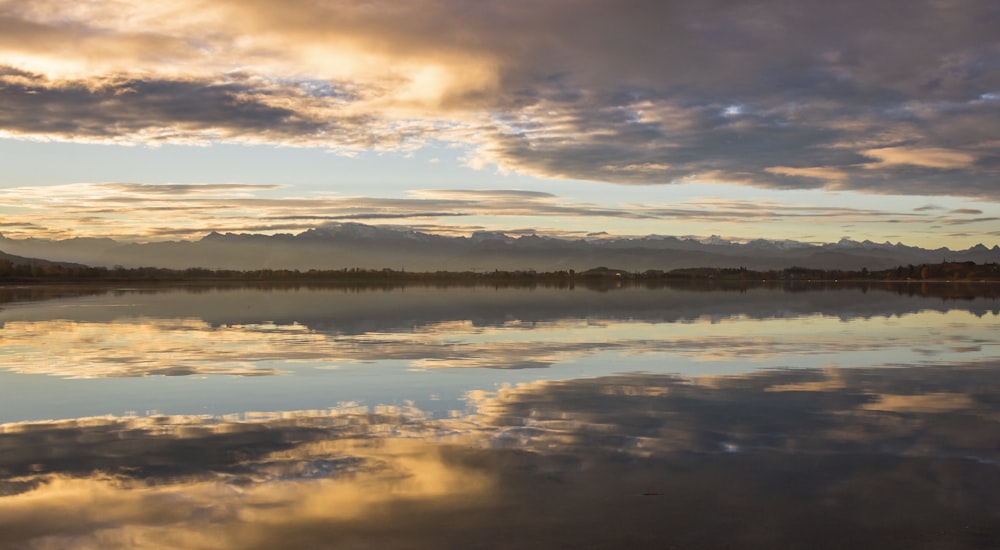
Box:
2, 283, 1000, 549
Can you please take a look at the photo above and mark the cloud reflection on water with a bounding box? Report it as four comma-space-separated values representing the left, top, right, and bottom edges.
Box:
1, 308, 997, 378
3, 364, 1000, 549
1, 285, 998, 547
0, 319, 313, 377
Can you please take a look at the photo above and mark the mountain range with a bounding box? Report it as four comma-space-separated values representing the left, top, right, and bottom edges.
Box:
1, 223, 997, 272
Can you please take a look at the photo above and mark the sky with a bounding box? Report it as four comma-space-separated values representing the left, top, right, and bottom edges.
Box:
0, 0, 998, 249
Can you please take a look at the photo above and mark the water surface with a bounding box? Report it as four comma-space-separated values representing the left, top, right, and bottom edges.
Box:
1, 284, 999, 548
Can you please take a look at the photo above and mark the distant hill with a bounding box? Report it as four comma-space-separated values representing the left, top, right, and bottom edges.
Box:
1, 224, 998, 272
0, 250, 87, 268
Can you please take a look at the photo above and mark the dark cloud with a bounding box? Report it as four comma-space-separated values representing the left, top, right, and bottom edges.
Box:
106, 183, 285, 195
418, 189, 557, 200
944, 216, 1000, 225
0, 222, 41, 229
1, 0, 999, 198
0, 69, 379, 145
363, 0, 1000, 197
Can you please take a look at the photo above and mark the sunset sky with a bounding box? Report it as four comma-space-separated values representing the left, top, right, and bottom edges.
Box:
1, 0, 998, 248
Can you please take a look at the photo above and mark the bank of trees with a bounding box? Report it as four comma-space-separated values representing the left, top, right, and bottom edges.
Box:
0, 259, 998, 284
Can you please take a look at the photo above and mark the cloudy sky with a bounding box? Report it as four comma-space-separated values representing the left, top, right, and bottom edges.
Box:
1, 0, 998, 248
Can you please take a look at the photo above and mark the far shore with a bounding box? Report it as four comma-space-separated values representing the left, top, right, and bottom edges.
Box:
2, 262, 999, 297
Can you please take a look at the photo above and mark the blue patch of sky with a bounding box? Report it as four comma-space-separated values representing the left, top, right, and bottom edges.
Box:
0, 139, 496, 193
722, 104, 744, 116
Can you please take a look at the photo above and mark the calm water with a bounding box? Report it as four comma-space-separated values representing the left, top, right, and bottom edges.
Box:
2, 283, 999, 548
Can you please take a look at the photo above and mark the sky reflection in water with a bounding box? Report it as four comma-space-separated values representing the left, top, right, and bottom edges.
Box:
1, 284, 999, 548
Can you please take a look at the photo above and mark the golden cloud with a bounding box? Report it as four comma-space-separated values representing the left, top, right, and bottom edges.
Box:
764, 166, 848, 182
863, 147, 977, 170
861, 392, 976, 413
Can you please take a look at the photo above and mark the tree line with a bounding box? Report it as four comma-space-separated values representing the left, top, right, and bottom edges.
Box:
1, 259, 998, 284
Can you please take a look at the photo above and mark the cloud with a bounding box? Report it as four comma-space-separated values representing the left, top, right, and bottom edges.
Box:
949, 208, 984, 215
942, 216, 1000, 226
107, 183, 285, 196
264, 212, 470, 222
0, 0, 997, 199
412, 189, 557, 201
0, 183, 947, 241
764, 166, 848, 183
0, 69, 387, 147
861, 391, 976, 413
0, 221, 42, 230
862, 147, 977, 169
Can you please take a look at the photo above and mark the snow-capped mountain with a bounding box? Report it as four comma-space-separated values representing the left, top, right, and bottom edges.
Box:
1, 223, 997, 272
